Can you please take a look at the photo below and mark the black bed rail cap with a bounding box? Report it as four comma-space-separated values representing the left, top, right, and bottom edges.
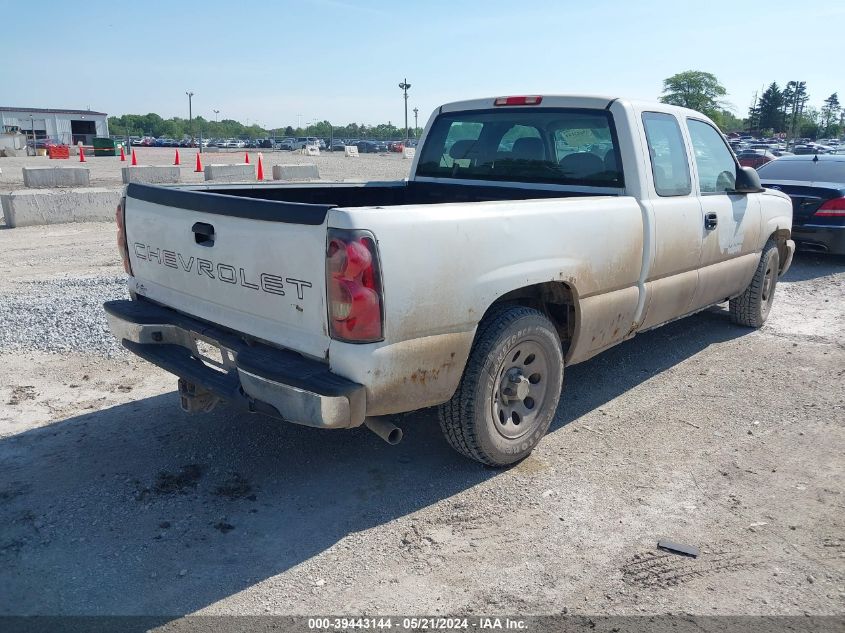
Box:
125, 183, 333, 225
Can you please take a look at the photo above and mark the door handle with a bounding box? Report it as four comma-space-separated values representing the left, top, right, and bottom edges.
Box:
192, 222, 215, 246
704, 212, 718, 230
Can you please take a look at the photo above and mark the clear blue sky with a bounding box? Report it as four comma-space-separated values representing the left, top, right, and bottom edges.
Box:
4, 0, 842, 129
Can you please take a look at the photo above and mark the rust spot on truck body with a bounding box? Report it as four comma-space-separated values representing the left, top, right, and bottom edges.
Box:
359, 332, 475, 417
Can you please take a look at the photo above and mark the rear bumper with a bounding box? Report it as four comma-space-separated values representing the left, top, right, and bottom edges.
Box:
103, 299, 366, 429
792, 225, 845, 255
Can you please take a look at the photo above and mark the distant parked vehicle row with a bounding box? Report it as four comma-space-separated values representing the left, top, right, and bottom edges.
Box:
126, 135, 421, 152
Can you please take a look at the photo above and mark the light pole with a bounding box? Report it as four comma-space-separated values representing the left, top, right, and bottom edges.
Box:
399, 78, 411, 141
29, 114, 34, 152
413, 107, 419, 138
186, 91, 194, 147
213, 109, 219, 123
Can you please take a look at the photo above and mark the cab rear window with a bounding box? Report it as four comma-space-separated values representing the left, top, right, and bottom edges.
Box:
416, 108, 624, 187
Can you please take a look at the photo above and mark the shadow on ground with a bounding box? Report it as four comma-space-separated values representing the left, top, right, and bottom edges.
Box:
782, 251, 845, 282
0, 305, 750, 621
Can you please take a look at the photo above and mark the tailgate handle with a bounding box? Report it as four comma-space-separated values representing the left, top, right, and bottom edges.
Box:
192, 222, 215, 246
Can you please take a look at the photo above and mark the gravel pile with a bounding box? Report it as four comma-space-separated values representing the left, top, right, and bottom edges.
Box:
0, 276, 129, 356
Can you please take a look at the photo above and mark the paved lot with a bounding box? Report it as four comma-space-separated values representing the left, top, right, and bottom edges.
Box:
0, 147, 412, 193
0, 221, 843, 619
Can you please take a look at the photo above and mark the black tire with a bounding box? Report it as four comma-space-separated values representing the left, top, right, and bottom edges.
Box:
438, 305, 564, 466
730, 240, 780, 328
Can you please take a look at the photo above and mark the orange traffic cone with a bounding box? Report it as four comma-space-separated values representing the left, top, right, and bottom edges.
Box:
256, 153, 264, 181
244, 152, 250, 164
174, 149, 181, 166
79, 146, 86, 162
131, 149, 138, 166
195, 152, 203, 173
119, 145, 126, 162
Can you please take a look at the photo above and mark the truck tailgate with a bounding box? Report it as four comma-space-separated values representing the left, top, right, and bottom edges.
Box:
124, 186, 330, 359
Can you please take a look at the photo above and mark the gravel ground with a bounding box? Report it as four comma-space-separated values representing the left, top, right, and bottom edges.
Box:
0, 276, 128, 356
0, 147, 412, 193
0, 223, 843, 620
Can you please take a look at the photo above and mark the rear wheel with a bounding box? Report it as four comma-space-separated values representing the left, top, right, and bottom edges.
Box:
730, 240, 780, 328
438, 305, 563, 466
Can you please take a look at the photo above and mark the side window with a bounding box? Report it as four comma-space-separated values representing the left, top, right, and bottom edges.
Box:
642, 112, 691, 196
687, 119, 737, 193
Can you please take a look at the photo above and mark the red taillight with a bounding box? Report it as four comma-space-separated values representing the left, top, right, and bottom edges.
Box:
326, 229, 383, 342
115, 198, 132, 275
494, 95, 543, 106
815, 197, 845, 216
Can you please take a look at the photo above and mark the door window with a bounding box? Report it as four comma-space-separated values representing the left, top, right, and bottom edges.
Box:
687, 119, 737, 193
642, 112, 691, 196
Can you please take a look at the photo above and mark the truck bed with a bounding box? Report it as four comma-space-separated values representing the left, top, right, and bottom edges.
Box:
126, 180, 610, 225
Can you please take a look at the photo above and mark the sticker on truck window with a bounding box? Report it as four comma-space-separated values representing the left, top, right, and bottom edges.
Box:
559, 128, 597, 147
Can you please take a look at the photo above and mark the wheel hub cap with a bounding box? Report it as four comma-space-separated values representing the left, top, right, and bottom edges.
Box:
491, 340, 550, 440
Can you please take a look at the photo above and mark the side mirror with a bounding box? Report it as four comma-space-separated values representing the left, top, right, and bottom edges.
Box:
733, 166, 764, 194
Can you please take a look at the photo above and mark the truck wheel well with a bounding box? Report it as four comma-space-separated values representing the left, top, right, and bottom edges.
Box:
488, 282, 577, 355
771, 228, 791, 273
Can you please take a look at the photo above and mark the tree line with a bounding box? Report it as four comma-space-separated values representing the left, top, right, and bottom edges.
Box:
659, 71, 842, 138
107, 112, 423, 141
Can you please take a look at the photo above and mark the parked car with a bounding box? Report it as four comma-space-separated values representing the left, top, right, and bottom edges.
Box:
758, 155, 845, 254
329, 139, 347, 152
355, 140, 388, 153
292, 137, 321, 150
107, 94, 794, 466
388, 141, 405, 152
793, 144, 830, 155
738, 150, 777, 169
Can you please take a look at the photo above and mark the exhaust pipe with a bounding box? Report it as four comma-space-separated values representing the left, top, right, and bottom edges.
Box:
365, 416, 403, 445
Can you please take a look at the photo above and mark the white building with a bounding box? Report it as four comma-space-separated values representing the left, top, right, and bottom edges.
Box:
0, 107, 109, 145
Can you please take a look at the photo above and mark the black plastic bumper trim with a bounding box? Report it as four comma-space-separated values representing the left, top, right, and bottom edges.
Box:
103, 299, 361, 399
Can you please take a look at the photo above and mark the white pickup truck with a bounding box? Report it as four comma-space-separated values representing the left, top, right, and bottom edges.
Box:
105, 95, 795, 465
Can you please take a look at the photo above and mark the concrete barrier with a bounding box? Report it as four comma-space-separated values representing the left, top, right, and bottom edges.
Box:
22, 166, 91, 188
402, 147, 417, 160
2, 148, 27, 157
1, 188, 121, 228
121, 165, 181, 184
204, 163, 254, 182
272, 164, 320, 181
344, 146, 359, 157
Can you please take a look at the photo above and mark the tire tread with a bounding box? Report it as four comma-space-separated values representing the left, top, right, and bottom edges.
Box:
729, 239, 779, 328
438, 305, 555, 465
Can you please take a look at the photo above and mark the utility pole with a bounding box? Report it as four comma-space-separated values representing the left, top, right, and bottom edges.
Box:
399, 78, 411, 141
186, 91, 194, 146
413, 107, 419, 138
